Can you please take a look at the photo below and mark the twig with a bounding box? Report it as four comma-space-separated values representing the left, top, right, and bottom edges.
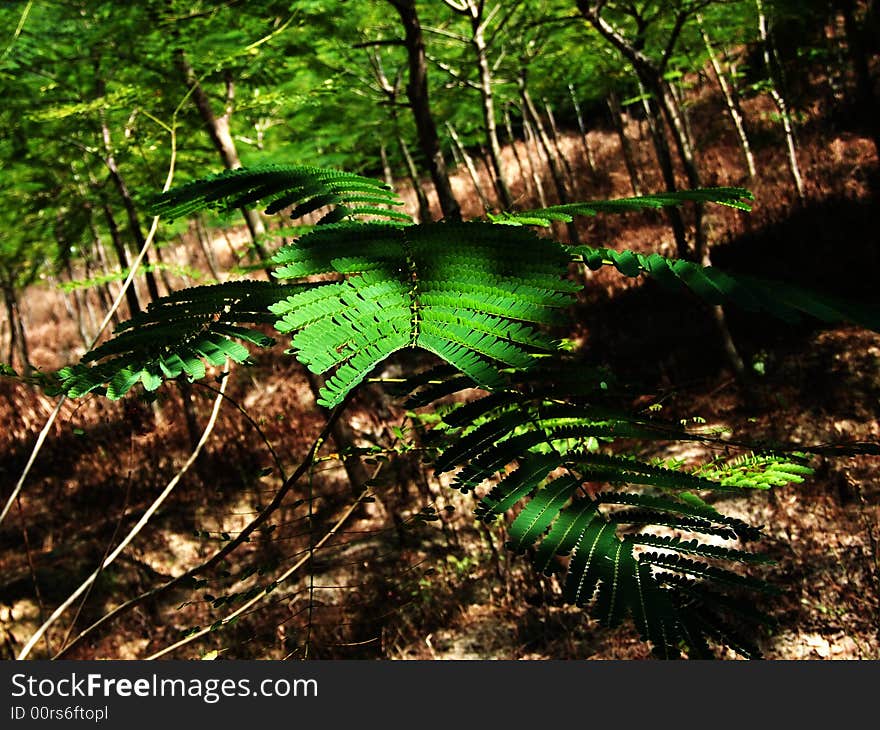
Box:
144, 475, 377, 659
52, 404, 346, 659
17, 367, 229, 660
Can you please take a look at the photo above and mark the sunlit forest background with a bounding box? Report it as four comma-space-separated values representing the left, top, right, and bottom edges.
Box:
1, 0, 878, 660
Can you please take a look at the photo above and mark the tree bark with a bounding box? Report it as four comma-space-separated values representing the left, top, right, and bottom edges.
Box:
176, 50, 271, 260
398, 135, 433, 222
519, 72, 579, 242
93, 71, 160, 304
756, 0, 806, 202
697, 15, 757, 178
470, 15, 514, 208
841, 0, 880, 161
195, 216, 222, 281
569, 83, 599, 185
176, 51, 370, 495
543, 99, 577, 191
379, 143, 395, 189
102, 203, 142, 316
86, 209, 120, 327
388, 0, 461, 221
446, 122, 493, 210
607, 90, 643, 196
504, 105, 532, 199
2, 282, 30, 373
521, 115, 548, 208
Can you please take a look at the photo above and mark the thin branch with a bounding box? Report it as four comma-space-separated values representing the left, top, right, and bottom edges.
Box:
351, 38, 406, 49
18, 366, 230, 660
52, 404, 348, 659
422, 25, 469, 43
144, 463, 378, 660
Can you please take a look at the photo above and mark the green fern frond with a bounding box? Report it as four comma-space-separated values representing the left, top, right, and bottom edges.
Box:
695, 452, 813, 489
269, 222, 577, 407
488, 188, 753, 226
415, 381, 791, 658
630, 534, 771, 565
147, 164, 410, 224
57, 281, 291, 399
572, 246, 880, 331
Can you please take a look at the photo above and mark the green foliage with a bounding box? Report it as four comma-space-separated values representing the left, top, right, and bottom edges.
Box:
51, 163, 880, 657
489, 188, 755, 226
57, 281, 287, 399
571, 245, 880, 331
409, 372, 809, 658
270, 221, 576, 406
148, 164, 411, 225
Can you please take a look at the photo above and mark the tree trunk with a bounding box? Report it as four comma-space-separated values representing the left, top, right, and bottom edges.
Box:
446, 122, 493, 210
103, 161, 161, 303
841, 0, 880, 161
62, 261, 91, 347
521, 116, 548, 208
389, 0, 461, 221
569, 83, 599, 185
756, 0, 806, 202
698, 15, 757, 178
658, 79, 706, 260
607, 91, 643, 196
504, 105, 532, 199
176, 50, 271, 260
471, 20, 514, 208
2, 283, 30, 373
543, 99, 577, 190
398, 135, 433, 222
102, 203, 142, 316
94, 63, 161, 303
519, 72, 578, 242
635, 83, 691, 259
87, 211, 120, 327
379, 143, 395, 188
175, 51, 372, 495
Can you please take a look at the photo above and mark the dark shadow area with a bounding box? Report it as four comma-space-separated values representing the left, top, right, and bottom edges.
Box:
576, 195, 880, 392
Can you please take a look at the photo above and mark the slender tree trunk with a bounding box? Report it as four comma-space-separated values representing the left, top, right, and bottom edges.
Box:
503, 105, 531, 199
194, 216, 222, 281
398, 135, 433, 222
176, 50, 271, 260
635, 83, 691, 259
2, 283, 30, 373
543, 99, 577, 189
756, 0, 806, 202
658, 79, 706, 260
841, 0, 880, 160
519, 75, 569, 205
569, 83, 599, 184
103, 161, 161, 302
519, 72, 579, 242
62, 261, 90, 347
77, 257, 100, 338
389, 0, 461, 221
379, 143, 395, 188
150, 244, 175, 293
446, 122, 492, 210
698, 15, 757, 178
471, 21, 514, 208
94, 63, 161, 303
176, 52, 372, 495
521, 116, 548, 208
102, 203, 142, 316
607, 91, 643, 196
87, 212, 120, 326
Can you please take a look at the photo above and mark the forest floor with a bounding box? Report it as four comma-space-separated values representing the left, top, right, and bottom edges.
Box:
1, 77, 879, 660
